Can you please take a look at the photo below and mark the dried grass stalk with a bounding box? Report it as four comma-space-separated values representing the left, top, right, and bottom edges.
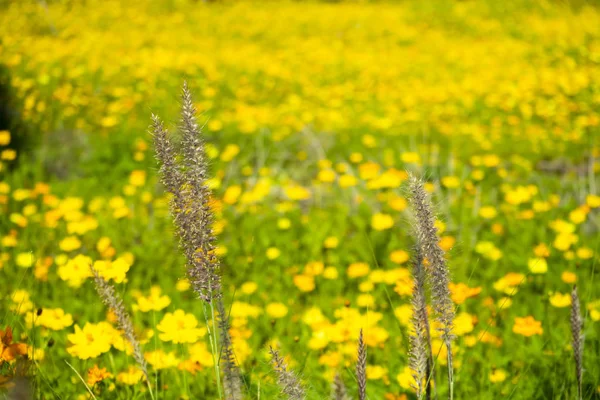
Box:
218, 298, 242, 400
152, 82, 241, 399
408, 174, 455, 399
356, 329, 367, 400
152, 83, 221, 303
570, 285, 584, 400
269, 347, 306, 400
331, 372, 349, 400
410, 246, 433, 400
90, 267, 150, 387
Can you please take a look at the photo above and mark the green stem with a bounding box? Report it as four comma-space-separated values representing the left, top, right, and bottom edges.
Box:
204, 299, 223, 399
447, 346, 454, 400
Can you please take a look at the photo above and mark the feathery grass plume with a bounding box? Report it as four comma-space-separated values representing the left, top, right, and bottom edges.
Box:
570, 285, 584, 400
331, 372, 349, 400
269, 347, 306, 400
152, 82, 242, 399
152, 83, 221, 303
356, 329, 367, 400
407, 174, 455, 399
218, 298, 243, 400
409, 246, 433, 400
90, 267, 151, 396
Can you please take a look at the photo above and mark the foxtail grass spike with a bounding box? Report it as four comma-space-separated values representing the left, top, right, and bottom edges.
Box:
269, 347, 306, 400
218, 298, 243, 400
356, 329, 367, 400
331, 372, 349, 400
151, 114, 184, 197
409, 246, 432, 400
180, 81, 209, 194
570, 285, 584, 400
152, 83, 221, 302
90, 267, 150, 386
408, 174, 455, 400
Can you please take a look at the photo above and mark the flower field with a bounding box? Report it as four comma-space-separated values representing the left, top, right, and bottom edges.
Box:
1, 0, 600, 398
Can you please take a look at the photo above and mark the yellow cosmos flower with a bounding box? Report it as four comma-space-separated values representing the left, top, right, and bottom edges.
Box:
388, 195, 407, 211
58, 254, 93, 287
10, 290, 33, 314
26, 308, 73, 330
221, 144, 240, 162
157, 310, 206, 343
266, 302, 288, 318
475, 241, 502, 261
293, 274, 315, 292
323, 266, 338, 279
534, 243, 550, 258
317, 169, 336, 183
576, 247, 593, 259
493, 272, 525, 295
145, 350, 180, 370
400, 152, 420, 164
396, 365, 415, 390
339, 174, 358, 188
136, 286, 171, 312
2, 149, 16, 160
549, 292, 571, 308
284, 184, 311, 201
323, 236, 339, 249
512, 316, 543, 337
93, 257, 131, 283
347, 262, 370, 278
554, 232, 578, 251
489, 369, 507, 383
586, 194, 600, 208
240, 281, 258, 295
230, 302, 262, 319
176, 278, 191, 292
441, 176, 460, 188
389, 250, 409, 265
266, 247, 281, 260
528, 257, 548, 274
67, 323, 113, 359
479, 206, 497, 219
188, 342, 214, 367
371, 213, 394, 231
0, 130, 10, 146
59, 236, 81, 252
16, 253, 35, 268
117, 366, 146, 385
561, 271, 577, 284
223, 185, 242, 205
10, 213, 27, 227
453, 312, 475, 336
569, 207, 587, 224
393, 305, 412, 327
366, 365, 387, 380
304, 261, 324, 276
440, 236, 455, 252
357, 294, 375, 308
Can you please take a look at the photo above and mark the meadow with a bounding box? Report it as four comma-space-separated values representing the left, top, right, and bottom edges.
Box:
1, 0, 600, 399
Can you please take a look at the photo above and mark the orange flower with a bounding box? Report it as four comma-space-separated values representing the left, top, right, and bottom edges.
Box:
512, 316, 543, 337
87, 365, 113, 385
178, 359, 203, 375
449, 282, 482, 304
0, 327, 28, 363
